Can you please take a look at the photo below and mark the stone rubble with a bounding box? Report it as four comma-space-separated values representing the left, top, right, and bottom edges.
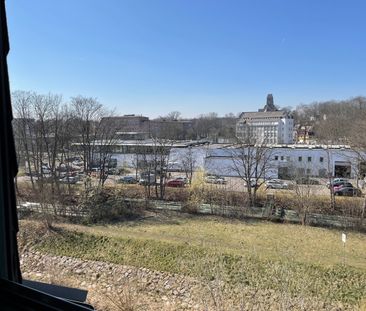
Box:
20, 250, 353, 311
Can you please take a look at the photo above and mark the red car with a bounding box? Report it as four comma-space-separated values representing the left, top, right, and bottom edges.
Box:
166, 179, 185, 187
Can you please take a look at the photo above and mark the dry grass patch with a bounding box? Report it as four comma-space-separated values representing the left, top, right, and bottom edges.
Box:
20, 214, 366, 306
57, 214, 366, 269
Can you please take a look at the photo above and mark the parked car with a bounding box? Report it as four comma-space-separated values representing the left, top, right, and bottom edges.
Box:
65, 171, 78, 177
138, 173, 156, 186
334, 186, 362, 197
205, 175, 226, 184
71, 159, 84, 166
166, 179, 185, 187
326, 178, 348, 188
107, 158, 118, 168
57, 163, 79, 172
265, 179, 289, 189
138, 178, 156, 186
67, 156, 82, 163
41, 166, 51, 174
333, 182, 353, 192
331, 180, 351, 190
117, 176, 137, 184
59, 176, 78, 184
106, 168, 119, 175
174, 176, 188, 184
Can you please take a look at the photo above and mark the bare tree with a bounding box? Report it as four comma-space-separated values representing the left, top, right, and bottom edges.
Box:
181, 147, 197, 184
151, 136, 175, 200
345, 115, 366, 222
229, 137, 273, 207
315, 121, 343, 210
163, 111, 181, 120
95, 116, 119, 187
193, 112, 219, 140
12, 91, 36, 189
138, 143, 155, 200
150, 117, 185, 140
294, 96, 366, 144
12, 91, 73, 223
70, 96, 103, 173
33, 93, 64, 193
287, 162, 317, 225
13, 91, 64, 192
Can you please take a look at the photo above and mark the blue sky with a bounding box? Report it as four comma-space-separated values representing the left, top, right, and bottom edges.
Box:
6, 0, 366, 118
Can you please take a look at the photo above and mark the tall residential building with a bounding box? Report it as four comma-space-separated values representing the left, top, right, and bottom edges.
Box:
236, 94, 294, 144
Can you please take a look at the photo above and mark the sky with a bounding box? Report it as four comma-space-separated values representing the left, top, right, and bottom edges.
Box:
6, 0, 366, 118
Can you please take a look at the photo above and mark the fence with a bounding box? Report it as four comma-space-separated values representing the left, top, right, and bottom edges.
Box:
17, 198, 366, 231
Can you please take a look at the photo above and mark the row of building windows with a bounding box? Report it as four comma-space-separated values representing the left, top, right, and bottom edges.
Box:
274, 156, 324, 163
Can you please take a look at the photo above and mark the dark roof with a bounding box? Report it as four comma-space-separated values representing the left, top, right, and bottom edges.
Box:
239, 111, 290, 119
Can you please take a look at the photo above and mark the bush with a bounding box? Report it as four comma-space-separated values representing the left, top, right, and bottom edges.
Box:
80, 189, 144, 223
184, 169, 207, 213
272, 193, 365, 218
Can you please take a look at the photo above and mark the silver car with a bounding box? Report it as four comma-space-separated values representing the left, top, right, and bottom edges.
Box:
205, 175, 227, 184
265, 179, 289, 189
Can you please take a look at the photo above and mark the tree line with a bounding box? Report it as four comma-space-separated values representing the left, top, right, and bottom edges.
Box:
12, 91, 118, 191
11, 90, 198, 202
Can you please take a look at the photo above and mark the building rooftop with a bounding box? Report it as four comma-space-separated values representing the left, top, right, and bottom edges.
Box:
222, 143, 352, 150
73, 139, 209, 148
239, 111, 290, 119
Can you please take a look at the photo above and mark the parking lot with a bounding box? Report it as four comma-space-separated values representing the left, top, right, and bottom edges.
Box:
16, 170, 366, 198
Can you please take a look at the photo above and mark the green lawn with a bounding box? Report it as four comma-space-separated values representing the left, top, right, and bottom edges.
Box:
22, 213, 366, 306
60, 214, 366, 269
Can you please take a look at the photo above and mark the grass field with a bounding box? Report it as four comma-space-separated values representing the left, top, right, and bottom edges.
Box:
21, 212, 366, 307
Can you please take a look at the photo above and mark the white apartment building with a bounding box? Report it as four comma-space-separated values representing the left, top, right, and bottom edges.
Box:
236, 94, 294, 144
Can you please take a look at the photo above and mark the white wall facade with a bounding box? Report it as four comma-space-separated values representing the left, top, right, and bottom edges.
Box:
236, 116, 294, 145
110, 146, 209, 170
278, 117, 294, 144
204, 145, 366, 179
109, 144, 366, 179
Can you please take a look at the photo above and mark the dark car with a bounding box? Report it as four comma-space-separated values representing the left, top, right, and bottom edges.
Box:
166, 179, 185, 187
117, 176, 137, 184
106, 168, 119, 175
326, 178, 348, 188
334, 186, 362, 197
107, 158, 118, 168
332, 181, 352, 190
333, 182, 353, 192
59, 176, 78, 184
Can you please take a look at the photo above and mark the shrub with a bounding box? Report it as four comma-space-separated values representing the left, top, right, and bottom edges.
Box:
80, 189, 144, 223
183, 169, 207, 213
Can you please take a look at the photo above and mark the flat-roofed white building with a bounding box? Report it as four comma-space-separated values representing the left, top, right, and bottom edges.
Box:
204, 144, 366, 179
